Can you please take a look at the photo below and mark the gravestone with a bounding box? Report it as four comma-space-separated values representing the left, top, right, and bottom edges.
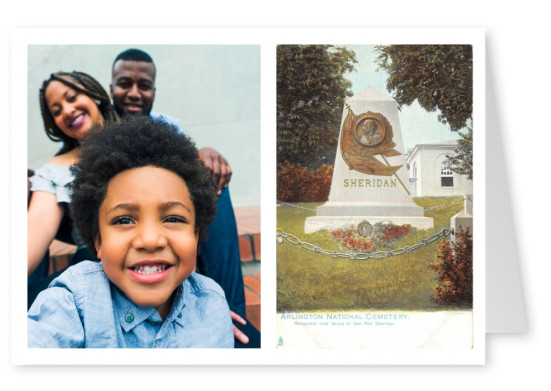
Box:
451, 195, 473, 243
305, 86, 434, 233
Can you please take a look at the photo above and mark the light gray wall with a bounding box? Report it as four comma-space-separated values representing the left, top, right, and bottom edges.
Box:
27, 45, 260, 207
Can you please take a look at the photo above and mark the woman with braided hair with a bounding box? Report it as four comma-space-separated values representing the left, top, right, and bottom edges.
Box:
28, 71, 119, 279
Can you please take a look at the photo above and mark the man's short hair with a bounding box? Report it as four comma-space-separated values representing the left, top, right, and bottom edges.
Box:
70, 116, 218, 256
113, 48, 154, 67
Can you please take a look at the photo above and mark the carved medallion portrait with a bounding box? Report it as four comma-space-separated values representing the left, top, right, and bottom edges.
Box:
355, 118, 385, 147
340, 108, 402, 176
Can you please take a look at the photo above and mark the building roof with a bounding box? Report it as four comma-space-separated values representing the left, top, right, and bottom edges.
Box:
406, 140, 458, 163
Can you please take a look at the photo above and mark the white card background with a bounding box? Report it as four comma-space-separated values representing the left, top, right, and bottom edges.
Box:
2, 1, 549, 388
10, 27, 486, 366
486, 56, 526, 333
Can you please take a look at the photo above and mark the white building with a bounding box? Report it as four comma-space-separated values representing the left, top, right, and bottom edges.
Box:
406, 140, 473, 197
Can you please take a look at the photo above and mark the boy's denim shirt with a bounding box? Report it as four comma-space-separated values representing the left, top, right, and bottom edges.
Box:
28, 261, 234, 348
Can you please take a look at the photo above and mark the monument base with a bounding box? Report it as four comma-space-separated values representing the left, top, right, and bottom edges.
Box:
315, 202, 425, 217
305, 215, 434, 234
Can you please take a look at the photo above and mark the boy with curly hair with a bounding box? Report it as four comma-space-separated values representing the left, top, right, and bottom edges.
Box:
28, 116, 234, 348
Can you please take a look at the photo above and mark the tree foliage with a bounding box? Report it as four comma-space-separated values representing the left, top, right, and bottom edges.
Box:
375, 45, 472, 132
447, 127, 473, 180
277, 45, 357, 170
375, 45, 473, 178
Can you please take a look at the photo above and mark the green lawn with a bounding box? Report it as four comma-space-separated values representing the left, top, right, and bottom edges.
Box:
276, 197, 470, 312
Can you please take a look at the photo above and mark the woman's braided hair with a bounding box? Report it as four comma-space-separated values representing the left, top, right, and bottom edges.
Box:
39, 71, 119, 155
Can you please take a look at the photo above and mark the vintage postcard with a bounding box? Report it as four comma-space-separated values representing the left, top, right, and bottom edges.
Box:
275, 39, 484, 363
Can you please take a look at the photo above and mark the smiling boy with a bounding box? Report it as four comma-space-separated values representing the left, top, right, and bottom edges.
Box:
96, 165, 199, 321
27, 116, 234, 348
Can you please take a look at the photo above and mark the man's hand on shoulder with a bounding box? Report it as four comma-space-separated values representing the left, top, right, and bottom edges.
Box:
198, 147, 232, 193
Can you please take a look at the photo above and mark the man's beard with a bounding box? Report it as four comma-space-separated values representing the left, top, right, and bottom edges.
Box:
114, 102, 152, 117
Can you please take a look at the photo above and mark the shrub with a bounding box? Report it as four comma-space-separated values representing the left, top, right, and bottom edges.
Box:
277, 162, 333, 202
429, 226, 473, 305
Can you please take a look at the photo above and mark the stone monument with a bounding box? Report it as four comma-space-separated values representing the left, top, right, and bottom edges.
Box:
305, 86, 434, 233
451, 195, 473, 243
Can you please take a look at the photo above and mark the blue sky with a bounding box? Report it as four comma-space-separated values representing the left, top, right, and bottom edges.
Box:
343, 45, 463, 153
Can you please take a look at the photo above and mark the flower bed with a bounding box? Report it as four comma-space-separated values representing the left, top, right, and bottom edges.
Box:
331, 222, 414, 253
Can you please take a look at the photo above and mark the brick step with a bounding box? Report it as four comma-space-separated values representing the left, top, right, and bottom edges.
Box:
235, 205, 260, 264
243, 273, 261, 331
48, 241, 76, 275
238, 232, 261, 263
234, 206, 261, 332
234, 205, 260, 235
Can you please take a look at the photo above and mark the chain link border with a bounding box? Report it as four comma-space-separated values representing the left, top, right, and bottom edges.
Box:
276, 228, 454, 260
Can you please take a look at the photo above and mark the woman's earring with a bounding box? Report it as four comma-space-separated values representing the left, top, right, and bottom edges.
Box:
96, 100, 101, 106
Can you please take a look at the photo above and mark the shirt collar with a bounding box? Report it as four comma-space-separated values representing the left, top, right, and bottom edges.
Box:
166, 283, 187, 327
112, 283, 187, 332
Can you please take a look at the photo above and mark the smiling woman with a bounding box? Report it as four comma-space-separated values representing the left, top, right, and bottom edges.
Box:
44, 80, 105, 142
27, 71, 118, 280
38, 72, 118, 156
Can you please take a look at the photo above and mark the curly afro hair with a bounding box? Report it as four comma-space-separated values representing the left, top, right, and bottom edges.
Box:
69, 116, 218, 257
